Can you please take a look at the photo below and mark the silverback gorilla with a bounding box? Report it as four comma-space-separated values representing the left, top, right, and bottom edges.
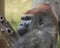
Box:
14, 4, 58, 48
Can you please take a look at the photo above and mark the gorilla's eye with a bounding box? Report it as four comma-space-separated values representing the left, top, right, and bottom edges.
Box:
21, 16, 31, 20
40, 13, 47, 16
39, 18, 43, 25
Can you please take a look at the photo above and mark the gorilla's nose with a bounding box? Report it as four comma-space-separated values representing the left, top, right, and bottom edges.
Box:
17, 23, 28, 36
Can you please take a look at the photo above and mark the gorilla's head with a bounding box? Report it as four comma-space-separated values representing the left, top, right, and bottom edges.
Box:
17, 14, 33, 36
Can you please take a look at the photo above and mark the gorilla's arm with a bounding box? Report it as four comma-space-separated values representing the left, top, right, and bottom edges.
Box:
12, 37, 25, 48
13, 29, 53, 48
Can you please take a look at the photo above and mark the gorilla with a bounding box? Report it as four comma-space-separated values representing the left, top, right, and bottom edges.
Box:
14, 4, 58, 48
17, 15, 32, 36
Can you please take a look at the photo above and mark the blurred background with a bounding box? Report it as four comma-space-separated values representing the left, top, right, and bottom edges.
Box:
5, 0, 32, 30
5, 0, 60, 48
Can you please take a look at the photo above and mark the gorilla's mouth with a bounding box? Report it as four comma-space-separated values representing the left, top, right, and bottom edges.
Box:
18, 28, 28, 36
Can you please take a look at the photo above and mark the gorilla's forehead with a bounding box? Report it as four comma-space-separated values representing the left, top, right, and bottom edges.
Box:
21, 14, 34, 21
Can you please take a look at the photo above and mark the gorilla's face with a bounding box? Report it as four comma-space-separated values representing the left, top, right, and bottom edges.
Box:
20, 15, 32, 29
17, 14, 32, 36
